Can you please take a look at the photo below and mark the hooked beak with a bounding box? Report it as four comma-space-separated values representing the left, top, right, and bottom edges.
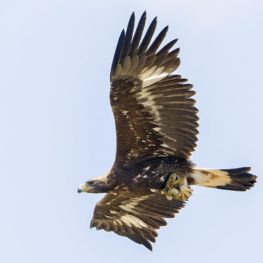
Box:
77, 183, 86, 194
77, 182, 93, 193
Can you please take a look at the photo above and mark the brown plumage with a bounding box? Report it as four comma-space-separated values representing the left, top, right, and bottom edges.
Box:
90, 189, 185, 250
110, 12, 198, 164
78, 12, 256, 251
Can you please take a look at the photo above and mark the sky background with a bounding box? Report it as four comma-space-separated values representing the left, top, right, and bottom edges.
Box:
1, 0, 263, 262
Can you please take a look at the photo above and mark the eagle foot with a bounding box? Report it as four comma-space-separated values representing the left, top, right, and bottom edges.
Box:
176, 184, 192, 201
163, 174, 192, 201
162, 188, 180, 201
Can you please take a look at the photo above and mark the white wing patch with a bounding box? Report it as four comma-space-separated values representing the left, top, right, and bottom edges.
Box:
119, 196, 148, 212
137, 87, 162, 123
115, 196, 150, 229
120, 214, 147, 228
139, 66, 169, 87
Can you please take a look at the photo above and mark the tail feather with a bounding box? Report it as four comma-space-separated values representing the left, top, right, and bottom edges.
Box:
188, 167, 257, 191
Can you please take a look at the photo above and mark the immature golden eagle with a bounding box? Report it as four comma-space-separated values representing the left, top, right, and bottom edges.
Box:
78, 12, 256, 250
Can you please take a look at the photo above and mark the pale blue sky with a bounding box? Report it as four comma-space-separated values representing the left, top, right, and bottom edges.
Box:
0, 1, 262, 262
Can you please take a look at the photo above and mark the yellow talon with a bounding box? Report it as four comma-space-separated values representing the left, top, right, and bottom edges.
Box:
176, 185, 193, 201
163, 173, 192, 201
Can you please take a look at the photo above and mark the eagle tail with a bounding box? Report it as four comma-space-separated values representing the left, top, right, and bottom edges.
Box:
188, 167, 256, 191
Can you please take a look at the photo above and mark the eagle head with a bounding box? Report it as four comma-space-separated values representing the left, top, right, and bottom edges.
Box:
78, 172, 111, 193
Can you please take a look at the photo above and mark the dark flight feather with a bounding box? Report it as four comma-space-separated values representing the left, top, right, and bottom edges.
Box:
137, 17, 157, 55
129, 11, 147, 56
146, 26, 168, 56
120, 12, 135, 61
157, 39, 178, 56
111, 30, 125, 76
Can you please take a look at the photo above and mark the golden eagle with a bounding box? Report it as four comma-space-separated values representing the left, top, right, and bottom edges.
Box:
78, 12, 256, 250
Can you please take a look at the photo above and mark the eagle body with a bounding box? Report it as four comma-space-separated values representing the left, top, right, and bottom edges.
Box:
109, 157, 192, 192
78, 12, 257, 250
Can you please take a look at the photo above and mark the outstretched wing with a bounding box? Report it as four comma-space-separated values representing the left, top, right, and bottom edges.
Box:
110, 12, 198, 165
90, 189, 186, 250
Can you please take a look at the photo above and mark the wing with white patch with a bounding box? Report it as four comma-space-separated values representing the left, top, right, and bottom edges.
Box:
90, 189, 186, 250
110, 12, 198, 164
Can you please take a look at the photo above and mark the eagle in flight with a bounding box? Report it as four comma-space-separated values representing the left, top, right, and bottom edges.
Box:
78, 12, 256, 250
